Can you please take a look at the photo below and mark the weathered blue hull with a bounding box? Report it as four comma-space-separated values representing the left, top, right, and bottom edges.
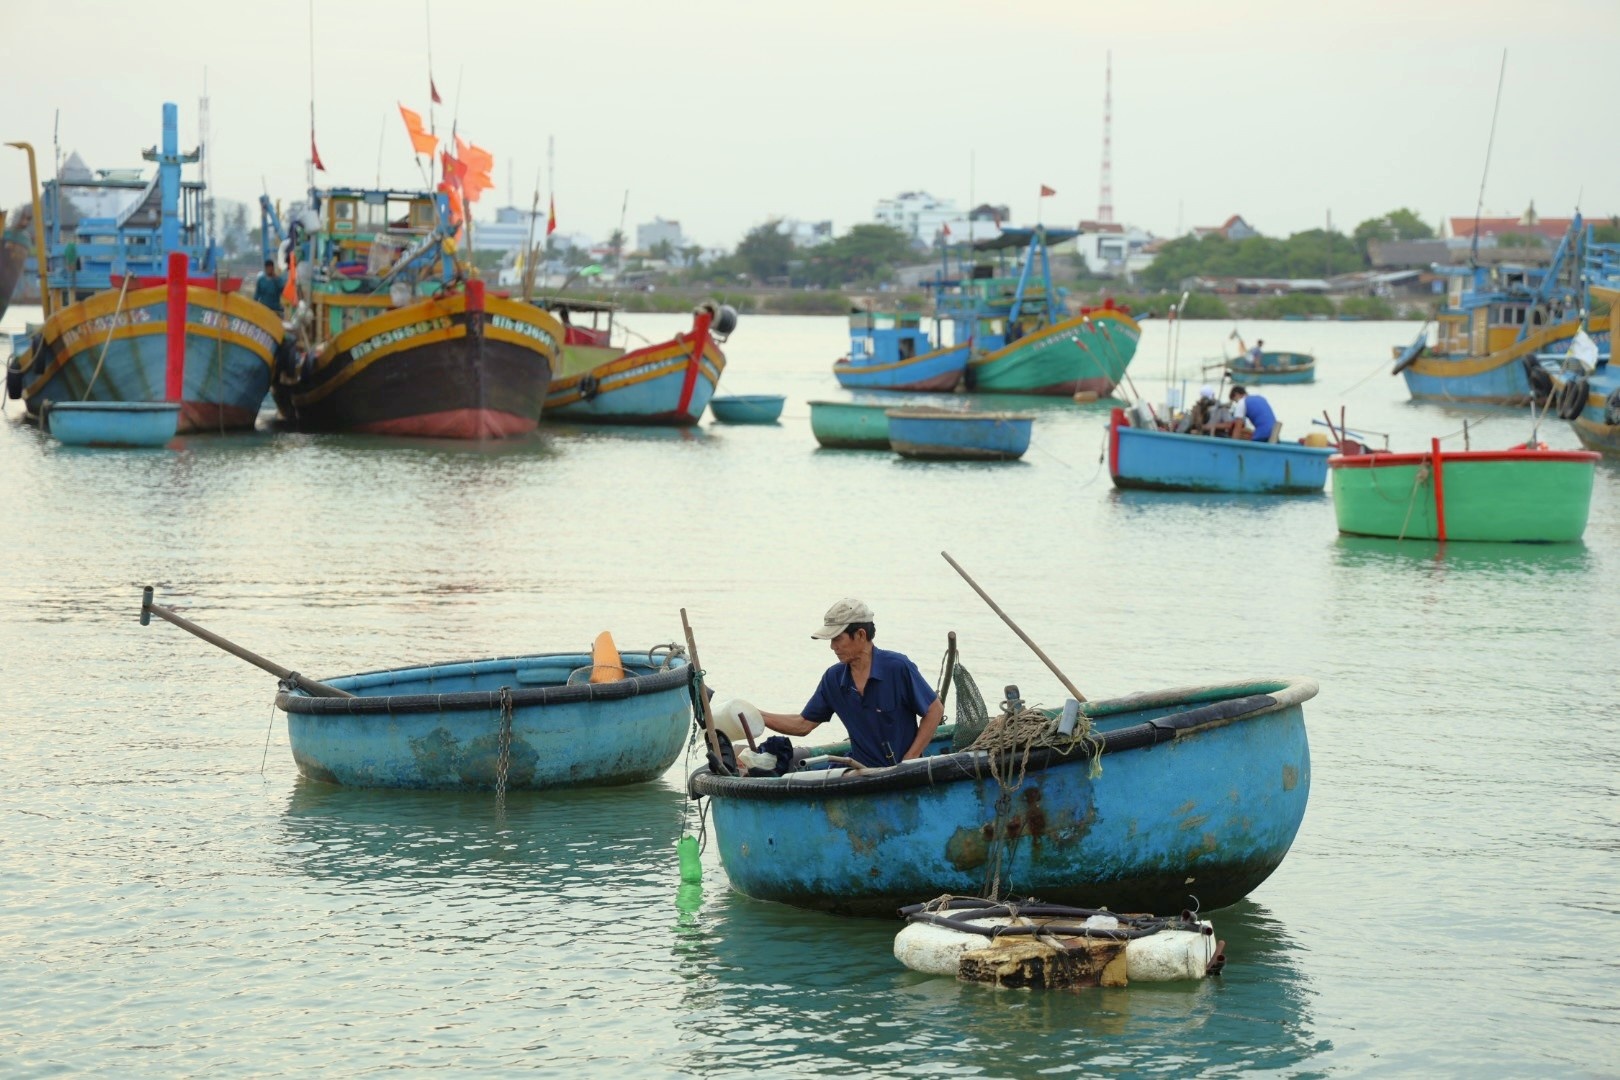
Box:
46, 401, 180, 447
834, 343, 970, 392
1109, 410, 1331, 493
887, 410, 1033, 460
689, 677, 1316, 916
1553, 363, 1620, 456
1400, 358, 1532, 405
276, 650, 693, 790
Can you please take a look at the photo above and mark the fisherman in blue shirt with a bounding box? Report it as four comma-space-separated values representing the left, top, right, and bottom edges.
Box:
760, 598, 944, 768
253, 259, 285, 315
1225, 385, 1278, 442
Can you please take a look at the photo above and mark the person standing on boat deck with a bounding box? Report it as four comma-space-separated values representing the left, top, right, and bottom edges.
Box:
253, 259, 285, 316
1223, 385, 1277, 442
758, 599, 944, 768
1249, 338, 1265, 367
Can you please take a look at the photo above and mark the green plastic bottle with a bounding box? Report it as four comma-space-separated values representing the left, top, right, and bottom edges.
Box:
677, 834, 702, 884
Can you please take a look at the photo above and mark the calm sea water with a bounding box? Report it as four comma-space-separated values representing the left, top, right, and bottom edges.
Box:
2, 307, 1616, 1077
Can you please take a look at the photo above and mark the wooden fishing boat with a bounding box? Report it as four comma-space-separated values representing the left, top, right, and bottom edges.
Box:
688, 676, 1317, 916
277, 648, 695, 790
1393, 216, 1600, 404
887, 408, 1033, 461
1546, 279, 1620, 456
1226, 350, 1316, 384
709, 394, 784, 424
1329, 440, 1598, 542
833, 311, 968, 392
541, 299, 733, 425
934, 228, 1139, 396
809, 399, 892, 449
266, 187, 560, 439
5, 104, 281, 432
1108, 407, 1332, 494
44, 401, 181, 447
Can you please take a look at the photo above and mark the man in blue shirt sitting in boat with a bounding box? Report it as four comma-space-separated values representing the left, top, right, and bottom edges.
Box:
1223, 385, 1278, 442
759, 599, 944, 768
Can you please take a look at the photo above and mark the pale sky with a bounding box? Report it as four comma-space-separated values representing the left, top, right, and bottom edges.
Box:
6, 0, 1618, 248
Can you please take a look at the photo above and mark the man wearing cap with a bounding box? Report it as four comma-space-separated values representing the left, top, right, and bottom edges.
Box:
758, 599, 944, 768
1223, 384, 1277, 442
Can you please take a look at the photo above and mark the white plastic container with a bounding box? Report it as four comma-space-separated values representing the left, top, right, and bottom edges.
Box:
894, 915, 1217, 983
711, 698, 765, 743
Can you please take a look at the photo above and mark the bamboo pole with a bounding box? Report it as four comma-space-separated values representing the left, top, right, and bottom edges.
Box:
679, 607, 731, 774
140, 586, 354, 698
940, 552, 1086, 702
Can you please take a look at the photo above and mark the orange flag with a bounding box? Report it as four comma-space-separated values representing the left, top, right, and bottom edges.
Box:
281, 252, 297, 307
398, 105, 438, 155
453, 137, 494, 204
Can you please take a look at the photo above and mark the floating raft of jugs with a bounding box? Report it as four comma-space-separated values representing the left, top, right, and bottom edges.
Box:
894, 897, 1225, 989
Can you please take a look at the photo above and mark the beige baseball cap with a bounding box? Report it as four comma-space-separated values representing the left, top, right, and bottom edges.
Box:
811, 598, 874, 639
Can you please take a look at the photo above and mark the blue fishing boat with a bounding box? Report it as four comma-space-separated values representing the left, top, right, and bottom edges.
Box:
44, 401, 180, 447
888, 408, 1033, 461
1546, 255, 1620, 456
4, 104, 282, 432
688, 676, 1317, 915
833, 312, 969, 391
1108, 407, 1332, 493
542, 300, 734, 426
710, 394, 785, 424
1393, 215, 1607, 404
276, 648, 695, 790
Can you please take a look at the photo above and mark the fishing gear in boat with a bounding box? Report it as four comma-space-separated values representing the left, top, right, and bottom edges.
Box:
893, 896, 1225, 988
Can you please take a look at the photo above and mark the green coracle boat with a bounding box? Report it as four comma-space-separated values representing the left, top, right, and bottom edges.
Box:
808, 399, 892, 449
1330, 440, 1599, 542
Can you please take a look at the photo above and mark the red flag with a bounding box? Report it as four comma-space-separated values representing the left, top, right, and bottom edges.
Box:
440, 150, 469, 188
312, 132, 326, 172
546, 194, 557, 236
1039, 184, 1056, 197
942, 222, 952, 237
430, 75, 442, 105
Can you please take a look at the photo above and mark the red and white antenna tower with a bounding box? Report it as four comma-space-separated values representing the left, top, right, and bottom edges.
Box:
1098, 51, 1114, 225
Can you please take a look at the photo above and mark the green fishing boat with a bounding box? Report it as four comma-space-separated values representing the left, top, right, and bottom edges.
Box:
933, 228, 1139, 396
1330, 441, 1599, 542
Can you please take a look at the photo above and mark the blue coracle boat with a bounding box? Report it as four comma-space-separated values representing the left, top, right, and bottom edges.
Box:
1108, 407, 1332, 493
888, 408, 1033, 460
710, 394, 785, 424
276, 649, 694, 789
688, 676, 1317, 915
45, 401, 180, 447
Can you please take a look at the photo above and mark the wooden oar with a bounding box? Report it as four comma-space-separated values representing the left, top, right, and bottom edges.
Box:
940, 552, 1087, 703
139, 586, 354, 698
679, 607, 733, 775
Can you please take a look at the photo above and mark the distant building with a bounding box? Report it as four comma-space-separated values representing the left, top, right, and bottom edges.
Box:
778, 218, 833, 247
636, 216, 684, 253
1445, 204, 1573, 251
1190, 214, 1258, 241
874, 191, 964, 246
1074, 220, 1156, 277
471, 204, 544, 253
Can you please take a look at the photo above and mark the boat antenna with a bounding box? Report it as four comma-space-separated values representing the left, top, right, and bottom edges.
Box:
522, 165, 540, 302
375, 112, 386, 190
1469, 49, 1508, 269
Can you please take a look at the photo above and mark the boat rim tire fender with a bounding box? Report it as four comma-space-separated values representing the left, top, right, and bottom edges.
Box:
1606, 388, 1620, 427
1557, 376, 1589, 421
1523, 356, 1554, 401
579, 373, 600, 401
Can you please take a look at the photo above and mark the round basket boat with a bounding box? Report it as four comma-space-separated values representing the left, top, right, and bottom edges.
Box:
45, 401, 181, 447
275, 648, 695, 790
710, 394, 785, 424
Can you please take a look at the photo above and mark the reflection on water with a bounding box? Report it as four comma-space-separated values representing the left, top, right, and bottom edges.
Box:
665, 893, 1326, 1077
1332, 534, 1594, 575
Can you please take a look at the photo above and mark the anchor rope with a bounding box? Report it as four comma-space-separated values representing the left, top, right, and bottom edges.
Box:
495, 686, 514, 803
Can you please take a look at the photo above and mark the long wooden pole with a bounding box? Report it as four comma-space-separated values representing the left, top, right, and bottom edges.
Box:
679, 607, 731, 774
940, 552, 1086, 703
140, 586, 354, 698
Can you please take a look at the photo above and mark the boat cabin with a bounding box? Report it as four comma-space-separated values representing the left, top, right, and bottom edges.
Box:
929, 227, 1076, 354
847, 311, 933, 364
